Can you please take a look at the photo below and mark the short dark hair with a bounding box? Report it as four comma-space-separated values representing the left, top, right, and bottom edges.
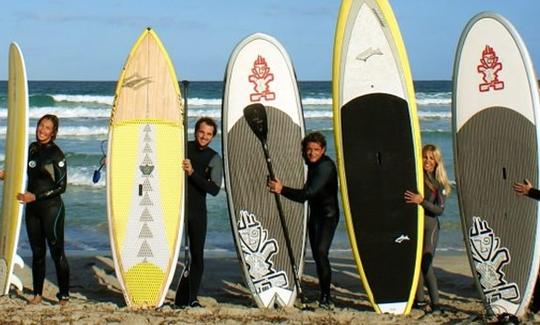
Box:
36, 114, 59, 141
195, 117, 218, 136
301, 132, 326, 151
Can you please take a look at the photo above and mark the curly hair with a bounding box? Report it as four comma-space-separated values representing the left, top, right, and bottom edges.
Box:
301, 132, 326, 151
195, 116, 218, 136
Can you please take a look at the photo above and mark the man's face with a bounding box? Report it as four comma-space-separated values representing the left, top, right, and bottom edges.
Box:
195, 122, 215, 149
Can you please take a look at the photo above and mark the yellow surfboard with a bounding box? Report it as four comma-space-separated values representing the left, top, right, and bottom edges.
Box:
107, 28, 185, 308
0, 43, 29, 295
333, 0, 423, 314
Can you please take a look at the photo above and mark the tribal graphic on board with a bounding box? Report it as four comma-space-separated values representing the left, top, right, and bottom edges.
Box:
469, 216, 520, 314
237, 210, 288, 295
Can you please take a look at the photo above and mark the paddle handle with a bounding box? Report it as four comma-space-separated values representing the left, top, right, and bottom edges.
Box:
260, 140, 304, 299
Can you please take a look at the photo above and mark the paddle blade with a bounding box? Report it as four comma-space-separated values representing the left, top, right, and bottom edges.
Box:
92, 170, 101, 184
243, 103, 268, 142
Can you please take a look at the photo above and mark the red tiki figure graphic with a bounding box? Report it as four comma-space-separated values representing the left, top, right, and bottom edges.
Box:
248, 55, 276, 102
477, 45, 504, 92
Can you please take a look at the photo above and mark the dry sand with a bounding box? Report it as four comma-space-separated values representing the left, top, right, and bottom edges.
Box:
1, 252, 539, 324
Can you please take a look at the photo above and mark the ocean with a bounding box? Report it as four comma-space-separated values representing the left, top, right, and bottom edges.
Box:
0, 80, 462, 256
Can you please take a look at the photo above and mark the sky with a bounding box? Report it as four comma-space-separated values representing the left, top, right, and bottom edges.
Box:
0, 0, 539, 81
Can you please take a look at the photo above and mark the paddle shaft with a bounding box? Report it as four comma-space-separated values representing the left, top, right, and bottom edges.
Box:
175, 80, 191, 305
259, 140, 304, 300
182, 80, 190, 274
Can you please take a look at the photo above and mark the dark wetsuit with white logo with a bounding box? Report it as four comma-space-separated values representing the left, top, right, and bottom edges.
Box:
175, 141, 222, 306
25, 141, 70, 300
280, 155, 339, 299
416, 172, 445, 306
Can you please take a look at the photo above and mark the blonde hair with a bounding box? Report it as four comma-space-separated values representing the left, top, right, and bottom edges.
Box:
423, 144, 451, 196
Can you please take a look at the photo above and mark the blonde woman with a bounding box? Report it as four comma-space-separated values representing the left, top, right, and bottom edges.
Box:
404, 144, 451, 313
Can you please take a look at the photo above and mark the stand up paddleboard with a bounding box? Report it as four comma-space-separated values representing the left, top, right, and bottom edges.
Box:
453, 12, 540, 318
0, 43, 28, 295
107, 28, 185, 308
333, 0, 423, 314
222, 33, 307, 308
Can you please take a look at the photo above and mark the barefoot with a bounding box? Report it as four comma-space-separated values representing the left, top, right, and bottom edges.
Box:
58, 299, 69, 307
28, 295, 42, 305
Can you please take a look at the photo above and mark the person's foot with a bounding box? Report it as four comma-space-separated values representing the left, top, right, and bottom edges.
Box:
431, 304, 442, 314
413, 300, 428, 311
28, 295, 42, 305
56, 293, 69, 306
319, 294, 334, 310
189, 300, 202, 308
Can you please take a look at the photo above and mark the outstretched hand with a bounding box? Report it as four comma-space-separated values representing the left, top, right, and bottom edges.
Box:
513, 179, 533, 196
404, 190, 423, 205
0, 170, 4, 181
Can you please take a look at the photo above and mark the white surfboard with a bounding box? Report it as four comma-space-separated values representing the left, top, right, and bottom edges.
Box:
222, 33, 307, 308
453, 12, 540, 317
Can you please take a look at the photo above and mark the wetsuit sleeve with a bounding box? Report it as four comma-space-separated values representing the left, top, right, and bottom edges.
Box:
421, 188, 445, 217
528, 188, 540, 200
281, 160, 332, 203
189, 154, 222, 196
35, 149, 67, 201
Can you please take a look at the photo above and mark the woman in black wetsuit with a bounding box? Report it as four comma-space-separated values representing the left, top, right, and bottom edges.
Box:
404, 144, 451, 313
268, 132, 339, 309
11, 114, 69, 305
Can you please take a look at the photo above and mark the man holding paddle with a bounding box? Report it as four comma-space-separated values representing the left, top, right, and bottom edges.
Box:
175, 116, 222, 308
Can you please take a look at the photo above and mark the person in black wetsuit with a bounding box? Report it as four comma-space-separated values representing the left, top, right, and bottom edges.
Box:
174, 117, 222, 308
268, 132, 339, 310
513, 179, 540, 313
0, 114, 70, 305
404, 144, 451, 314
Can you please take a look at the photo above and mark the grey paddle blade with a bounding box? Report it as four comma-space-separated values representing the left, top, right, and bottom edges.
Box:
243, 103, 268, 142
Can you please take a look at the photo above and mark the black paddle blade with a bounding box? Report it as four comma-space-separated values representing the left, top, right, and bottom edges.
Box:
92, 170, 101, 184
243, 103, 268, 142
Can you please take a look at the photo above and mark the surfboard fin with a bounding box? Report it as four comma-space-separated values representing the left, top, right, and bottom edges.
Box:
13, 254, 24, 269
10, 274, 23, 291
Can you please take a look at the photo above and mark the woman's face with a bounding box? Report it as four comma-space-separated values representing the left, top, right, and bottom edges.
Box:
37, 118, 55, 144
304, 142, 325, 164
423, 150, 437, 173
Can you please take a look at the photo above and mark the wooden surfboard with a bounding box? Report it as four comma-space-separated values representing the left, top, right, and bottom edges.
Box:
107, 28, 185, 308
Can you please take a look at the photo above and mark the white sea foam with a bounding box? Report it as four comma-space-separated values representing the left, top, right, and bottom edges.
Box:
0, 107, 111, 119
0, 126, 109, 137
416, 92, 452, 106
69, 167, 106, 187
51, 94, 114, 105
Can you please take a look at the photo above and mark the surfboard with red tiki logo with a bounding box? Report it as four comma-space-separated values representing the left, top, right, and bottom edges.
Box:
222, 33, 307, 308
453, 12, 540, 318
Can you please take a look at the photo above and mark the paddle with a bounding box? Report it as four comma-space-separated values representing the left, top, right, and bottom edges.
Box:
174, 80, 191, 307
92, 140, 107, 183
243, 103, 306, 306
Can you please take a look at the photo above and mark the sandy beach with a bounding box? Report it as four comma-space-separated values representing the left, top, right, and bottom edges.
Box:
3, 252, 538, 324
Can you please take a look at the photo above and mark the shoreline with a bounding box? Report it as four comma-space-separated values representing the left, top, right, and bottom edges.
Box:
0, 252, 510, 324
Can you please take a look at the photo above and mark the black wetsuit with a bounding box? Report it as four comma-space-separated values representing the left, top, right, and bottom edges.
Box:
280, 155, 339, 299
528, 188, 540, 200
416, 172, 445, 306
175, 141, 222, 306
25, 141, 70, 300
